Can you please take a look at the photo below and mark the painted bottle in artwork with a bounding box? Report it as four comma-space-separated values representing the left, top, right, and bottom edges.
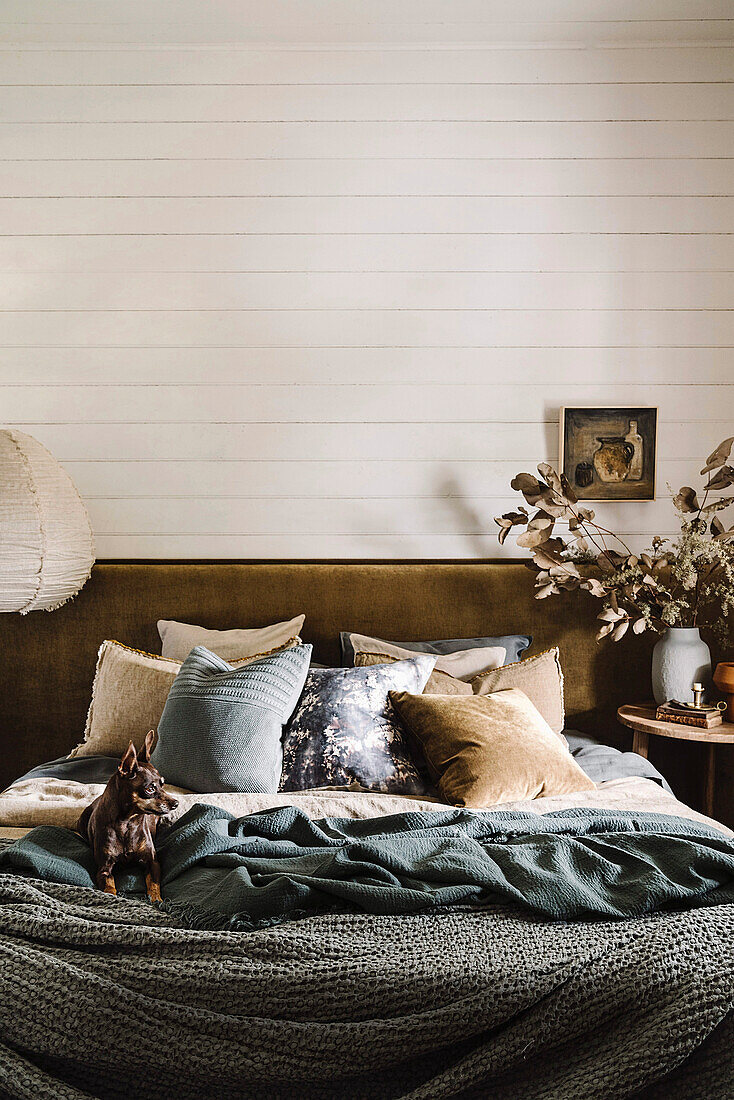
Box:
625, 420, 643, 480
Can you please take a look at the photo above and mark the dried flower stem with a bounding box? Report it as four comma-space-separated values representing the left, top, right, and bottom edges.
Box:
494, 437, 734, 643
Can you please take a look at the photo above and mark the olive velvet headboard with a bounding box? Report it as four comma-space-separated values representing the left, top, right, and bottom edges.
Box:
0, 560, 661, 793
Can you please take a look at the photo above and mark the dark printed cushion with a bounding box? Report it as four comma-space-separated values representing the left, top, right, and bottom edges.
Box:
280, 656, 436, 795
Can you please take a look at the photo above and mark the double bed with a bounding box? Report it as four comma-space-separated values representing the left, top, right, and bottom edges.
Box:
0, 562, 732, 1099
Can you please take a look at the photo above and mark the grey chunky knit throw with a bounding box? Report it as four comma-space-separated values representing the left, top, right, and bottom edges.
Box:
0, 868, 732, 1099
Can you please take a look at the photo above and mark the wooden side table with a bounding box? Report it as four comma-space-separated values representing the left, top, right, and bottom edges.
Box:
618, 703, 734, 818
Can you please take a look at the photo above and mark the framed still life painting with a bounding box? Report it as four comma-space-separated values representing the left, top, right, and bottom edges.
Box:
560, 407, 658, 501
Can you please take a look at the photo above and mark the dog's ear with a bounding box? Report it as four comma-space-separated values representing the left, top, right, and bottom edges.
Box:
118, 741, 138, 777
139, 729, 155, 763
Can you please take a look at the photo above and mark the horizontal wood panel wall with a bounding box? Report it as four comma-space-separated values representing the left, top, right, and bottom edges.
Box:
2, 6, 734, 559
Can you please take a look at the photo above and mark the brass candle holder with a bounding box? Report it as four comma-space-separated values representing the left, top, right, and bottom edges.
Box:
691, 682, 705, 709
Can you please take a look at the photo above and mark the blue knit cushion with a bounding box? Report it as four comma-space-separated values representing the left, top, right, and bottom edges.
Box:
280, 655, 435, 795
152, 644, 312, 793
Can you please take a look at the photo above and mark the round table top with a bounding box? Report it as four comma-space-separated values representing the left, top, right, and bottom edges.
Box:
618, 703, 734, 744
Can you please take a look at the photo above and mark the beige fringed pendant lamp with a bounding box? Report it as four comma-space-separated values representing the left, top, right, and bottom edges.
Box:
0, 430, 95, 613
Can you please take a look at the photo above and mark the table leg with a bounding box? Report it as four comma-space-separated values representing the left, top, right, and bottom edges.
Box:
632, 730, 649, 759
703, 743, 716, 818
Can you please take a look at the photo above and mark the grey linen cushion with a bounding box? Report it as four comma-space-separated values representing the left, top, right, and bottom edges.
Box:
340, 631, 531, 667
152, 644, 312, 794
280, 655, 436, 796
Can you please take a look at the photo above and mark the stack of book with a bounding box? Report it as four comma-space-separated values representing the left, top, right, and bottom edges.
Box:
655, 701, 723, 729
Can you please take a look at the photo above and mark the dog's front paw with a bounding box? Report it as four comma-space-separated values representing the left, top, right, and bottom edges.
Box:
145, 874, 162, 903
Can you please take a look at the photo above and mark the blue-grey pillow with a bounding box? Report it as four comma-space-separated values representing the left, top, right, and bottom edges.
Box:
339, 631, 531, 667
152, 644, 312, 794
280, 655, 436, 795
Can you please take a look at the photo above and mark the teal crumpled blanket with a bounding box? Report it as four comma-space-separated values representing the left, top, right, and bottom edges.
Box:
2, 804, 733, 930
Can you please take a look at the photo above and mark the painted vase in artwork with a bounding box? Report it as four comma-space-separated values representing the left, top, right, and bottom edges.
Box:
651, 627, 712, 705
592, 437, 635, 483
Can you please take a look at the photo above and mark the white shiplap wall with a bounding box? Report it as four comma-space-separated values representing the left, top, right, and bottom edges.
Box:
2, 2, 733, 559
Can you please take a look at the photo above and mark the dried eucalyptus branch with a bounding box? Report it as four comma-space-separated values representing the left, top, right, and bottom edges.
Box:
495, 436, 734, 643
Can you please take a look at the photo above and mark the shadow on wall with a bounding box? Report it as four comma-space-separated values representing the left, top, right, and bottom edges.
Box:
434, 473, 500, 557
542, 414, 558, 459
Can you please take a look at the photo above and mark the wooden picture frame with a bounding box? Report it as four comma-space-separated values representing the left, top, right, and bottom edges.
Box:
559, 407, 658, 501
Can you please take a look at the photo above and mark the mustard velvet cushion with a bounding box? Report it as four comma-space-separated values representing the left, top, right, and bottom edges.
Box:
389, 687, 595, 809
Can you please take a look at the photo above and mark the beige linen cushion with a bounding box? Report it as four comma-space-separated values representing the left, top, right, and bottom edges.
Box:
71, 641, 181, 758
355, 651, 473, 696
348, 633, 505, 681
389, 688, 594, 809
471, 647, 565, 735
157, 614, 305, 662
72, 638, 296, 759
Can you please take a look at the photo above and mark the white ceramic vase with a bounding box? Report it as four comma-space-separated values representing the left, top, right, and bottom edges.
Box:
651, 627, 712, 705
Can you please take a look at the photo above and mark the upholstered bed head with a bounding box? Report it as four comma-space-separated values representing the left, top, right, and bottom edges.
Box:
0, 560, 661, 790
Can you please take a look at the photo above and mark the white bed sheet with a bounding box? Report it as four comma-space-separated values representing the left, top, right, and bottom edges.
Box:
0, 773, 730, 839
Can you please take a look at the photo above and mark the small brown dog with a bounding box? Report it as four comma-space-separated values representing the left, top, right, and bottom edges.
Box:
76, 730, 178, 902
